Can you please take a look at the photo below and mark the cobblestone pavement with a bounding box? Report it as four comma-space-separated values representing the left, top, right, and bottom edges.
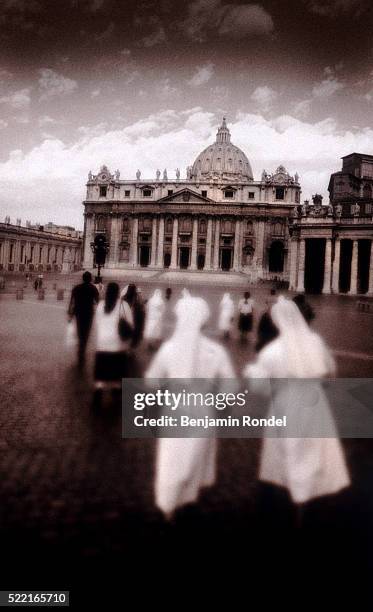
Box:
1, 281, 373, 602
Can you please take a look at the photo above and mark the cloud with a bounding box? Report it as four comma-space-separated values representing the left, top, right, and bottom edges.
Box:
38, 69, 78, 100
0, 87, 31, 109
187, 63, 214, 87
304, 0, 370, 16
141, 25, 166, 47
181, 1, 274, 42
292, 99, 312, 119
38, 114, 57, 127
1, 109, 372, 227
312, 76, 344, 98
251, 85, 277, 111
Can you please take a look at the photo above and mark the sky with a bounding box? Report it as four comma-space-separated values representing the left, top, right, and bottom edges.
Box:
1, 0, 373, 229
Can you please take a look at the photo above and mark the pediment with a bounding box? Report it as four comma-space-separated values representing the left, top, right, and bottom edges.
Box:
158, 188, 213, 204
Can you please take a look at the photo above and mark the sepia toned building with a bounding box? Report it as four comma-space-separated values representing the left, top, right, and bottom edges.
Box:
82, 118, 301, 282
0, 221, 82, 273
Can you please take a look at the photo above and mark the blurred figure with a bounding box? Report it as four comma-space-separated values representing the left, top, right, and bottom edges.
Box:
94, 279, 105, 300
255, 288, 278, 353
238, 291, 254, 342
144, 288, 165, 350
120, 284, 145, 348
218, 292, 235, 339
68, 271, 99, 367
293, 294, 315, 324
93, 282, 138, 407
146, 295, 235, 519
165, 287, 172, 301
181, 288, 191, 299
244, 296, 349, 520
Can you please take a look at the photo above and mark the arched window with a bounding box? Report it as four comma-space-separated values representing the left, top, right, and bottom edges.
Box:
363, 183, 371, 198
166, 217, 173, 233
180, 216, 192, 232
199, 219, 207, 234
122, 217, 130, 232
246, 220, 253, 234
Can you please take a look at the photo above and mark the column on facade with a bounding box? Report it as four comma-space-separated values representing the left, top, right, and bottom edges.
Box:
204, 217, 213, 270
255, 219, 265, 273
331, 238, 341, 293
170, 216, 179, 269
322, 238, 332, 294
156, 216, 165, 267
296, 238, 306, 292
288, 239, 298, 290
367, 240, 373, 295
108, 214, 121, 266
349, 239, 359, 294
83, 214, 95, 267
212, 218, 220, 270
130, 216, 138, 267
232, 219, 241, 271
150, 217, 157, 266
190, 217, 198, 270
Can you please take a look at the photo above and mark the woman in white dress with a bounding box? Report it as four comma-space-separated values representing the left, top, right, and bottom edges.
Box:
143, 288, 165, 349
218, 292, 235, 339
243, 296, 350, 511
146, 295, 235, 519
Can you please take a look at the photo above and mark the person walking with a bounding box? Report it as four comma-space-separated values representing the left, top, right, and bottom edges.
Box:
238, 291, 254, 342
146, 294, 235, 519
68, 271, 99, 367
218, 292, 235, 339
243, 296, 350, 524
143, 288, 165, 350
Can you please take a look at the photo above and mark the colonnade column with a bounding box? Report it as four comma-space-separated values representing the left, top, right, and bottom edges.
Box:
349, 240, 358, 294
204, 218, 213, 270
130, 216, 138, 267
212, 218, 220, 270
367, 240, 373, 295
232, 219, 241, 271
156, 216, 164, 268
288, 238, 298, 290
150, 217, 157, 266
322, 238, 332, 294
296, 238, 305, 292
190, 217, 198, 270
170, 216, 178, 269
331, 239, 341, 293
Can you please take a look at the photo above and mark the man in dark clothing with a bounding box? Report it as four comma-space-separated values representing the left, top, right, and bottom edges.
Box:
255, 288, 279, 353
68, 271, 99, 366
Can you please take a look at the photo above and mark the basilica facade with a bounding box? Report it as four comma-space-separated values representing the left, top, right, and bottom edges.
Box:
82, 120, 373, 294
82, 119, 301, 281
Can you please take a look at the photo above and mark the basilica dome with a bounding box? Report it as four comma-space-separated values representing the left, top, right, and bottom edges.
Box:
189, 118, 253, 182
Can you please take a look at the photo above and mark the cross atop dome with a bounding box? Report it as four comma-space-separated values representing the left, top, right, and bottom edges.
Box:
216, 117, 231, 144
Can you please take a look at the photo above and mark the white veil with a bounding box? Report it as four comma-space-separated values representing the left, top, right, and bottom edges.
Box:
169, 296, 210, 378
271, 296, 334, 378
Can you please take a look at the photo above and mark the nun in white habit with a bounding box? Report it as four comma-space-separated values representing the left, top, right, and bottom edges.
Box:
146, 295, 235, 518
243, 296, 350, 505
218, 292, 235, 337
143, 288, 165, 347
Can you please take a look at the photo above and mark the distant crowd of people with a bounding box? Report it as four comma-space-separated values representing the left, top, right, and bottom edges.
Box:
67, 271, 349, 526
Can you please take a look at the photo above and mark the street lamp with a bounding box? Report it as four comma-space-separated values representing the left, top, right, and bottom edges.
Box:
90, 233, 109, 283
